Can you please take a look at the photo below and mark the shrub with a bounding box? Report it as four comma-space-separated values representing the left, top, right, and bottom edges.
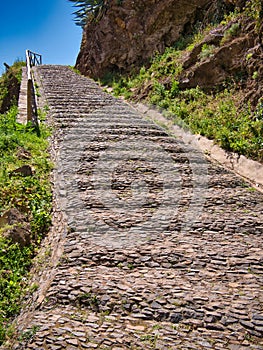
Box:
198, 44, 216, 61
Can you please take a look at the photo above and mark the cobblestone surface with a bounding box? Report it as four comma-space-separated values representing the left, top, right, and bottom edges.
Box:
4, 65, 263, 349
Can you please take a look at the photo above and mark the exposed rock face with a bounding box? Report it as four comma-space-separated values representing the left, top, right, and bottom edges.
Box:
179, 19, 255, 89
76, 0, 233, 79
0, 72, 20, 113
0, 208, 31, 247
178, 17, 263, 106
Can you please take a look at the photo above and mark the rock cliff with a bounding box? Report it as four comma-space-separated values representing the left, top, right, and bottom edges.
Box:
76, 0, 234, 79
76, 0, 262, 107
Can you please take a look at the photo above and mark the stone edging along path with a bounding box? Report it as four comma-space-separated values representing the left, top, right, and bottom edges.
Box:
132, 102, 263, 193
3, 65, 263, 350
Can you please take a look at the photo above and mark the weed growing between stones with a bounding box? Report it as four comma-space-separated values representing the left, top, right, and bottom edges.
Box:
18, 325, 41, 342
0, 103, 52, 344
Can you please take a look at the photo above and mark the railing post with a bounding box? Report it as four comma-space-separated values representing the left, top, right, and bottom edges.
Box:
25, 50, 42, 125
27, 79, 33, 123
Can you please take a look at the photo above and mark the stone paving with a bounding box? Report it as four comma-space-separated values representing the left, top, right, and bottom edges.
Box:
4, 65, 263, 349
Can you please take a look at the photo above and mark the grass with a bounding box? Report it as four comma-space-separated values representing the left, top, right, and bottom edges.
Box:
0, 107, 52, 234
0, 96, 52, 343
156, 88, 263, 161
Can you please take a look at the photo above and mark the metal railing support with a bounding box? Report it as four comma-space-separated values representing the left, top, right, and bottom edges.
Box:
26, 50, 42, 124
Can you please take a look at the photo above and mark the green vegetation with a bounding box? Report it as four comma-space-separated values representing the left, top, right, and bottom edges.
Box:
0, 236, 32, 342
0, 65, 52, 344
245, 0, 263, 30
198, 44, 216, 61
221, 22, 240, 44
18, 325, 41, 342
102, 16, 263, 163
0, 106, 52, 236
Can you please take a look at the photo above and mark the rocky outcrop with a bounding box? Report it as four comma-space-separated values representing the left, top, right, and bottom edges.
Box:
76, 0, 234, 79
177, 16, 263, 106
179, 18, 255, 88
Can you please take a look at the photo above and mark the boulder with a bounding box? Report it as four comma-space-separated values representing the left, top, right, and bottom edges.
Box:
11, 165, 33, 177
0, 208, 31, 247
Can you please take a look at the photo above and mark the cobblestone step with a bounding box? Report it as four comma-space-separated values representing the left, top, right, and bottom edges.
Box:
5, 65, 263, 350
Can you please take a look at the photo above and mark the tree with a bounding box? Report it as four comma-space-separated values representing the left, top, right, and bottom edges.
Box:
68, 0, 105, 28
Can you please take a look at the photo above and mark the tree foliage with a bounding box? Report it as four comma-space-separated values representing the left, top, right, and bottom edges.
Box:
68, 0, 105, 28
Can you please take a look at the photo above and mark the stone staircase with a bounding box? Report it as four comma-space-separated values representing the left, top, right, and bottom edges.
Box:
7, 65, 263, 350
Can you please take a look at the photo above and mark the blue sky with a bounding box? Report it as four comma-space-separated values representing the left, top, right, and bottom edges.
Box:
0, 0, 82, 74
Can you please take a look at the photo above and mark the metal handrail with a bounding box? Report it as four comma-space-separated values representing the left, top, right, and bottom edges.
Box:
26, 50, 42, 67
25, 50, 42, 124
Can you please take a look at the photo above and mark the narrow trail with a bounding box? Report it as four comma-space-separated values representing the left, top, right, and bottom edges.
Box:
6, 65, 263, 349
